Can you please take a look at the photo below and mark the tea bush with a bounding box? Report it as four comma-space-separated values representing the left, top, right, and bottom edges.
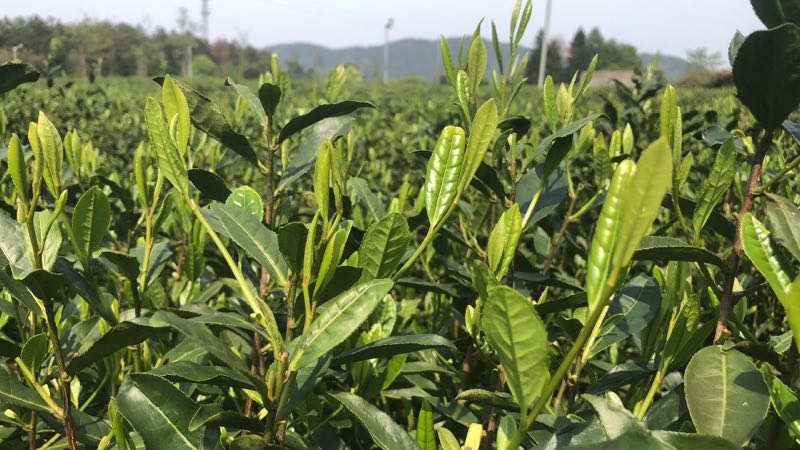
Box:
1, 1, 800, 449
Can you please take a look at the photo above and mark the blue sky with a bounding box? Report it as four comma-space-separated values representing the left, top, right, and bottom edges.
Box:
4, 0, 764, 61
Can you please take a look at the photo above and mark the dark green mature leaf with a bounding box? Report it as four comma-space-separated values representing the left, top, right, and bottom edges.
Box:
278, 101, 374, 144
652, 431, 739, 450
66, 319, 164, 374
289, 279, 394, 371
592, 274, 660, 355
358, 212, 410, 280
259, 83, 282, 118
331, 392, 421, 450
644, 384, 688, 430
588, 361, 655, 395
154, 76, 258, 165
751, 0, 800, 27
72, 186, 111, 259
456, 389, 520, 412
0, 62, 39, 95
633, 236, 725, 267
116, 373, 217, 450
277, 116, 352, 192
0, 364, 50, 413
663, 195, 736, 240
332, 334, 455, 365
208, 203, 288, 287
148, 364, 252, 390
189, 404, 263, 433
785, 120, 800, 145
766, 193, 800, 262
152, 311, 246, 372
188, 168, 231, 202
685, 346, 770, 446
348, 177, 386, 221
524, 114, 602, 167
733, 24, 800, 130
517, 166, 569, 228
21, 269, 64, 301
0, 265, 41, 314
482, 285, 549, 413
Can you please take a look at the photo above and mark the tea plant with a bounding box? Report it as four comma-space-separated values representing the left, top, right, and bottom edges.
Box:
1, 0, 800, 449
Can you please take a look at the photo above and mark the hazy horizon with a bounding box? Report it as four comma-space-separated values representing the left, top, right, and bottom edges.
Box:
3, 1, 764, 62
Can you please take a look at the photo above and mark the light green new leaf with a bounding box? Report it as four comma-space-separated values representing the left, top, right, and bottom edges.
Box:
208, 203, 288, 288
289, 279, 394, 371
766, 193, 800, 262
482, 285, 549, 414
585, 160, 635, 311
358, 212, 410, 280
692, 139, 736, 241
425, 126, 466, 226
438, 427, 461, 450
659, 86, 681, 166
762, 365, 800, 439
785, 279, 800, 351
467, 35, 487, 95
439, 37, 457, 89
314, 140, 332, 221
685, 346, 769, 447
7, 134, 28, 202
741, 213, 795, 300
116, 373, 214, 450
417, 401, 436, 450
226, 186, 264, 221
72, 186, 111, 260
162, 75, 191, 154
613, 138, 673, 268
332, 392, 420, 450
313, 221, 351, 297
37, 111, 63, 194
543, 76, 557, 132
144, 96, 188, 194
459, 99, 498, 193
487, 203, 522, 278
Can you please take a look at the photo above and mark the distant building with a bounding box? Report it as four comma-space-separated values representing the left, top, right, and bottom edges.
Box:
584, 70, 635, 87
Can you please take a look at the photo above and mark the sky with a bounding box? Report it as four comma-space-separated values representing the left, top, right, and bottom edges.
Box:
3, 0, 765, 61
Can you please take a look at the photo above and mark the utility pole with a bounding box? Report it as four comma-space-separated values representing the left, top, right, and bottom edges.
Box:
537, 0, 553, 87
11, 43, 23, 60
384, 18, 394, 84
201, 0, 210, 41
186, 44, 196, 77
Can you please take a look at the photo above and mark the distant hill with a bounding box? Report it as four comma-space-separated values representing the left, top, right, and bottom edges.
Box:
269, 38, 527, 82
268, 38, 689, 83
640, 52, 688, 81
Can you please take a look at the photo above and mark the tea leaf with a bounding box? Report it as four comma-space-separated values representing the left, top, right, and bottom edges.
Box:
685, 346, 769, 446
482, 285, 548, 414
332, 392, 420, 450
290, 279, 394, 371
